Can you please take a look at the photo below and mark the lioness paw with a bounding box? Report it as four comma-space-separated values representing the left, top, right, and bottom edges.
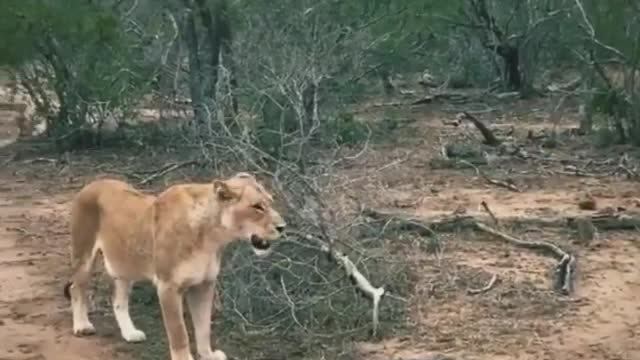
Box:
122, 328, 147, 343
73, 323, 96, 336
203, 350, 227, 360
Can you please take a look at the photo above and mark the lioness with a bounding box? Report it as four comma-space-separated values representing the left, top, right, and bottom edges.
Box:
63, 172, 286, 360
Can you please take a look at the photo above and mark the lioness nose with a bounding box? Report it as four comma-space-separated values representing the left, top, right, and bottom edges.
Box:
276, 224, 286, 233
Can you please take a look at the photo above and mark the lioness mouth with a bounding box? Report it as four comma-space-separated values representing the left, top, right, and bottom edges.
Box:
250, 235, 271, 250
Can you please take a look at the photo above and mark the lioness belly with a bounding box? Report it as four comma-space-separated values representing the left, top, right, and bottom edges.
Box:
98, 236, 152, 281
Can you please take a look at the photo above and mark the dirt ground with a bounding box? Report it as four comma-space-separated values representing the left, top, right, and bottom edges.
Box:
1, 94, 640, 360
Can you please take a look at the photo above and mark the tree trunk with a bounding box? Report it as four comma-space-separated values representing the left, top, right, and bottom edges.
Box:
181, 6, 206, 126
214, 0, 239, 123
194, 0, 220, 99
193, 0, 238, 128
220, 28, 239, 117
497, 44, 521, 90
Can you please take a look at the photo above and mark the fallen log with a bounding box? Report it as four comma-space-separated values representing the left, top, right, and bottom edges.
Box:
363, 208, 640, 232
457, 111, 501, 146
363, 208, 640, 294
576, 211, 640, 231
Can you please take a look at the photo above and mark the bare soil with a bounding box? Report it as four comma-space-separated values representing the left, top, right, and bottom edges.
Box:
1, 94, 640, 360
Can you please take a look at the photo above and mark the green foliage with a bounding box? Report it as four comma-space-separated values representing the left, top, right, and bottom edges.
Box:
0, 2, 38, 66
0, 1, 121, 66
0, 0, 161, 146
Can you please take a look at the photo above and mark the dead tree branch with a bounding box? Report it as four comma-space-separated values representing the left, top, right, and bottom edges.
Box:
460, 159, 520, 192
364, 208, 579, 294
467, 273, 498, 295
474, 222, 575, 294
458, 111, 501, 146
301, 233, 385, 336
138, 160, 200, 185
364, 207, 640, 233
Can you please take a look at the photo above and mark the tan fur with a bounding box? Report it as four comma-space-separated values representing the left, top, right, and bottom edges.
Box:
65, 173, 286, 360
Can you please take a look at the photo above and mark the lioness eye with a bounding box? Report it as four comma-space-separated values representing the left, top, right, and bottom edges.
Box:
252, 203, 264, 212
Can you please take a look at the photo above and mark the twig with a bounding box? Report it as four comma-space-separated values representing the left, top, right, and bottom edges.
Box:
279, 276, 305, 330
481, 201, 499, 227
139, 160, 199, 185
467, 273, 498, 295
460, 159, 520, 192
0, 153, 17, 168
551, 168, 603, 178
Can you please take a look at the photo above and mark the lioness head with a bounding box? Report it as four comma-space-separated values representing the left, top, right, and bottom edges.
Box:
214, 172, 286, 256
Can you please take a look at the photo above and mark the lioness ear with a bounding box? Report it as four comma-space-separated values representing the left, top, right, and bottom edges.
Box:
213, 180, 235, 201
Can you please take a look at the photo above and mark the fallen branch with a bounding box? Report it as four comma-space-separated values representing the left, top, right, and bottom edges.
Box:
617, 164, 639, 180
22, 157, 57, 164
457, 111, 501, 146
471, 224, 571, 293
467, 273, 498, 295
474, 222, 569, 258
0, 153, 17, 168
364, 208, 640, 233
460, 160, 520, 192
138, 160, 199, 185
586, 211, 640, 230
551, 168, 604, 178
372, 92, 473, 108
301, 233, 385, 336
364, 209, 577, 293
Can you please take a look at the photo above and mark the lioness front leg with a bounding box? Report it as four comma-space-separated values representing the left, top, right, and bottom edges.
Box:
158, 284, 194, 360
186, 282, 226, 360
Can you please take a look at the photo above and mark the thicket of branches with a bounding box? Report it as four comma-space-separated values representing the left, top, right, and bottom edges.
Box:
1, 0, 639, 358
2, 1, 638, 146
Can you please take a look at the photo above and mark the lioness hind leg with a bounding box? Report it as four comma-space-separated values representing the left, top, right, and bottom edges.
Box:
69, 197, 101, 336
69, 254, 98, 336
113, 279, 146, 343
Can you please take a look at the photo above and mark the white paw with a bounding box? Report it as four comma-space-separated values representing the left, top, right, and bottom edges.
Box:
73, 322, 96, 336
122, 328, 147, 343
202, 350, 227, 360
